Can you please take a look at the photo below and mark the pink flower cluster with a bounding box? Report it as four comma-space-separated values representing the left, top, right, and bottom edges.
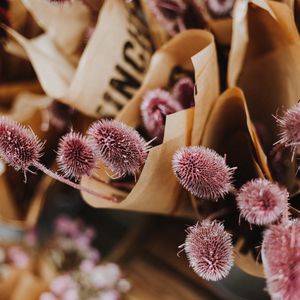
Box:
40, 263, 130, 300
0, 117, 148, 201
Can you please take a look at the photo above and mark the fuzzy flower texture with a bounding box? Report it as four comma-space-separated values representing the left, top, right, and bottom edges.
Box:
172, 146, 235, 201
262, 220, 300, 300
236, 179, 288, 226
184, 220, 234, 281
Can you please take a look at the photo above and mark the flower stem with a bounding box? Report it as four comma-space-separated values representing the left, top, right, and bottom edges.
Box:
34, 162, 118, 202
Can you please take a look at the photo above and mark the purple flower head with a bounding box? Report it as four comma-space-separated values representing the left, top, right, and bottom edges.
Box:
172, 77, 195, 108
87, 120, 148, 177
206, 0, 235, 18
141, 89, 182, 142
146, 0, 187, 36
57, 131, 96, 181
184, 220, 234, 281
236, 179, 288, 226
276, 103, 300, 149
0, 117, 43, 173
172, 146, 235, 200
262, 220, 300, 300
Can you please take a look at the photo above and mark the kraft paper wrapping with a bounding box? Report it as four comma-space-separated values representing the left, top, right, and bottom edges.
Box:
21, 0, 92, 63
80, 30, 219, 217
199, 88, 268, 277
5, 0, 153, 118
0, 93, 54, 228
228, 0, 300, 149
11, 271, 47, 300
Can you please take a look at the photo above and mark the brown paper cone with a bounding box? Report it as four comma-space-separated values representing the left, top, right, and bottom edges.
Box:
11, 271, 47, 300
21, 0, 92, 62
228, 0, 300, 191
0, 268, 25, 300
81, 30, 219, 217
6, 0, 153, 118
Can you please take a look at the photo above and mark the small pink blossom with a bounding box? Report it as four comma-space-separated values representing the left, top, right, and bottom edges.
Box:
206, 0, 235, 18
88, 120, 148, 177
80, 259, 95, 272
100, 290, 120, 300
172, 77, 195, 108
39, 292, 58, 300
236, 179, 288, 225
7, 246, 30, 269
172, 146, 235, 200
184, 220, 234, 281
141, 89, 182, 142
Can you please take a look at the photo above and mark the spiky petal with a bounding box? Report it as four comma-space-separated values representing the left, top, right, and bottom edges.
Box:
57, 132, 96, 181
184, 220, 234, 281
236, 179, 288, 226
206, 0, 235, 18
276, 103, 300, 149
172, 77, 195, 108
0, 117, 43, 172
141, 89, 182, 142
262, 220, 300, 300
172, 146, 235, 200
87, 120, 148, 177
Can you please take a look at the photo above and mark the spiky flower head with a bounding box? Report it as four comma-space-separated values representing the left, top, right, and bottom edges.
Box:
236, 179, 288, 226
276, 103, 300, 149
146, 0, 187, 36
57, 132, 96, 181
184, 220, 234, 281
141, 89, 182, 142
87, 120, 148, 177
172, 77, 195, 108
205, 0, 235, 18
172, 146, 235, 200
0, 117, 43, 173
262, 220, 300, 300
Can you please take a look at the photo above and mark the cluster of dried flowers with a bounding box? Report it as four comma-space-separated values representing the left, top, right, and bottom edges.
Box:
0, 117, 149, 201
38, 215, 131, 300
171, 103, 300, 300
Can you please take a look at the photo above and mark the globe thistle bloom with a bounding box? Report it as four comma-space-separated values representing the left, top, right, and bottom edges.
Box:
172, 146, 235, 201
145, 0, 187, 36
276, 103, 300, 150
141, 89, 183, 142
172, 77, 195, 108
57, 132, 96, 181
0, 117, 44, 173
184, 220, 234, 281
236, 179, 289, 226
205, 0, 235, 18
262, 220, 300, 300
87, 120, 149, 177
0, 117, 117, 201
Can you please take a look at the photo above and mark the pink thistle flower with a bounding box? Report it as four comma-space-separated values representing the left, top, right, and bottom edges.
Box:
57, 131, 96, 181
146, 0, 187, 36
0, 117, 117, 201
87, 120, 148, 177
172, 146, 235, 201
141, 89, 182, 142
172, 77, 195, 108
236, 179, 288, 226
276, 103, 300, 150
184, 220, 234, 281
0, 117, 44, 174
205, 0, 235, 18
262, 220, 300, 300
